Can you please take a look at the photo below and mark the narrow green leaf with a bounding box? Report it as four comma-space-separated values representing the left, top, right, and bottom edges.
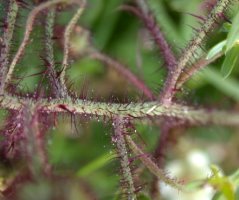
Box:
137, 193, 151, 200
202, 68, 239, 102
221, 22, 232, 33
221, 44, 239, 79
226, 10, 239, 52
206, 40, 226, 60
77, 152, 115, 177
230, 169, 239, 184
212, 192, 223, 200
208, 166, 235, 200
185, 180, 205, 191
236, 187, 239, 200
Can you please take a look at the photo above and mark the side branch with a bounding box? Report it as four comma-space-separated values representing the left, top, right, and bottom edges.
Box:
45, 8, 68, 98
0, 0, 18, 94
5, 0, 68, 90
126, 135, 183, 190
1, 95, 239, 126
160, 0, 231, 104
113, 118, 137, 199
60, 1, 86, 92
136, 0, 177, 70
176, 51, 223, 89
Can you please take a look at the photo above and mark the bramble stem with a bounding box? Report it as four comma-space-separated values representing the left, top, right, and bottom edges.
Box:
22, 105, 41, 176
32, 107, 51, 175
90, 51, 155, 100
60, 1, 86, 92
126, 135, 183, 190
160, 0, 231, 104
176, 51, 223, 89
136, 0, 177, 71
22, 105, 51, 176
0, 0, 18, 94
1, 94, 239, 126
113, 118, 137, 199
5, 0, 68, 90
45, 8, 68, 98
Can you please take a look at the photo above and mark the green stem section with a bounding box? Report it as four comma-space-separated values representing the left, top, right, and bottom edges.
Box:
176, 51, 223, 89
45, 8, 67, 98
113, 118, 137, 199
1, 94, 239, 126
5, 0, 68, 90
160, 0, 231, 104
0, 0, 18, 94
126, 135, 183, 190
60, 2, 86, 92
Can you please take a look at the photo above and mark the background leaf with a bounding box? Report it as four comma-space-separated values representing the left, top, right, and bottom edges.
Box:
225, 10, 239, 53
221, 44, 239, 79
207, 40, 226, 60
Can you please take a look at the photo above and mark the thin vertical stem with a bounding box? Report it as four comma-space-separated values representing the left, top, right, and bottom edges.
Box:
45, 8, 68, 98
0, 0, 18, 93
5, 0, 67, 90
126, 135, 183, 190
113, 117, 137, 199
60, 1, 86, 92
136, 0, 177, 71
22, 105, 50, 176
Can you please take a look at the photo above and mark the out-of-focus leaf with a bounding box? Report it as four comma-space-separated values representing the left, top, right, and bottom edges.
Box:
202, 68, 239, 102
221, 22, 232, 33
185, 180, 205, 191
220, 9, 239, 79
112, 190, 152, 200
20, 181, 52, 200
235, 187, 239, 199
92, 0, 123, 49
137, 193, 151, 200
212, 168, 239, 200
221, 44, 239, 79
77, 152, 115, 177
173, 0, 200, 41
226, 10, 239, 52
206, 40, 226, 60
230, 169, 239, 184
208, 165, 235, 200
212, 192, 223, 200
148, 0, 184, 46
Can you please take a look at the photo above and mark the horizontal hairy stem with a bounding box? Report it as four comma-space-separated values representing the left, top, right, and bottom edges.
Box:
1, 95, 239, 126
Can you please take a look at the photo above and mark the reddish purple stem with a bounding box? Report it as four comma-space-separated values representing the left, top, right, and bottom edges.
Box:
90, 51, 155, 100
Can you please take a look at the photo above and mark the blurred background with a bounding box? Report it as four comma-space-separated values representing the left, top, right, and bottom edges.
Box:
0, 0, 239, 199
